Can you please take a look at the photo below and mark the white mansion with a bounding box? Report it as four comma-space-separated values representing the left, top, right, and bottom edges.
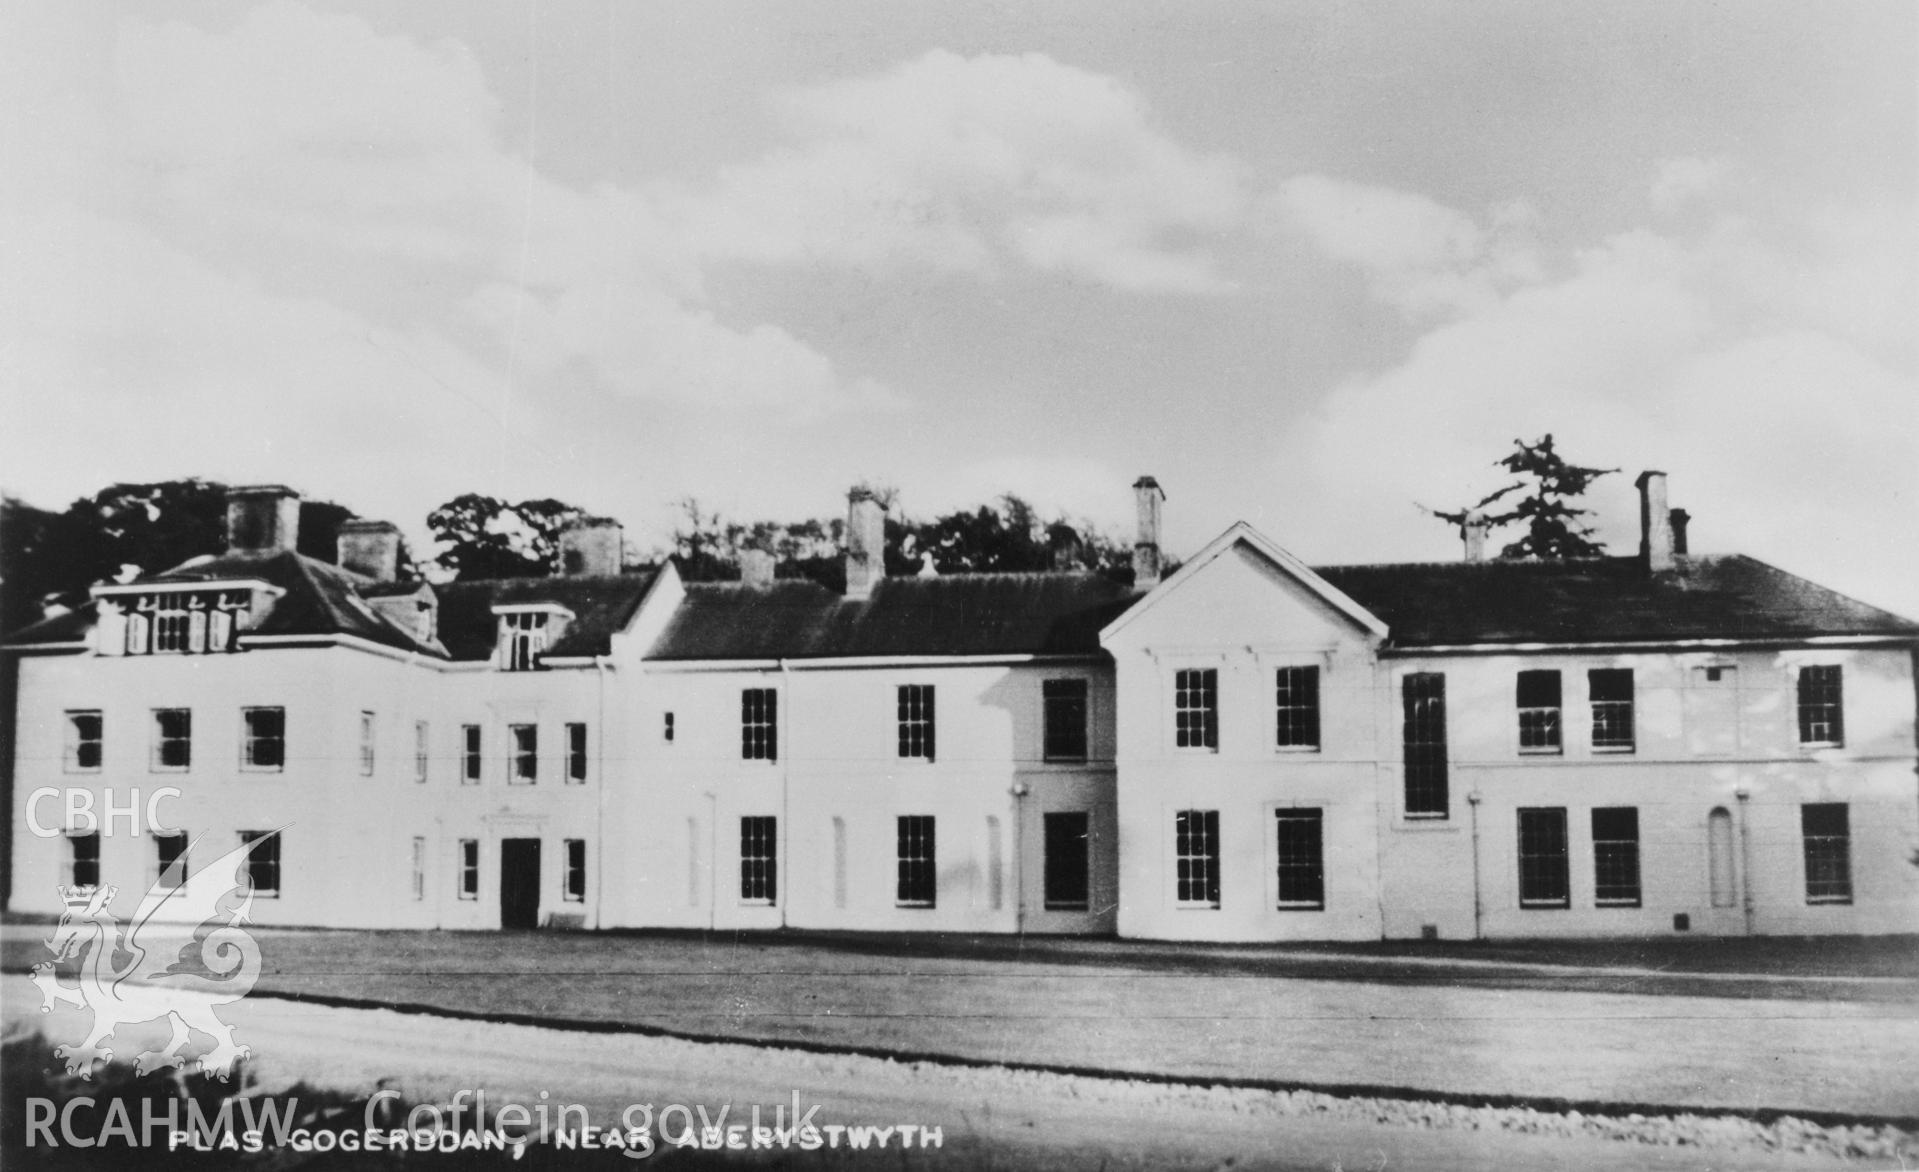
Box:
7, 476, 1917, 940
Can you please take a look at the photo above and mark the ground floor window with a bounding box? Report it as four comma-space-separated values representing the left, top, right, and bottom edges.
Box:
239, 830, 280, 898
564, 839, 586, 902
741, 817, 777, 905
1801, 803, 1852, 904
1174, 809, 1220, 908
1591, 807, 1641, 907
1517, 808, 1568, 909
155, 831, 187, 890
1043, 812, 1090, 911
69, 832, 100, 888
411, 836, 426, 901
1274, 808, 1325, 910
896, 816, 936, 907
458, 839, 479, 900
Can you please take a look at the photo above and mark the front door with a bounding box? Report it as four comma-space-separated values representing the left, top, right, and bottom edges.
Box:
500, 838, 541, 929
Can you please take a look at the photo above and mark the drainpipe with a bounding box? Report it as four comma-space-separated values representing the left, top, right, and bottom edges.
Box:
1010, 782, 1029, 935
779, 659, 793, 930
593, 655, 610, 931
706, 791, 719, 932
1734, 787, 1755, 936
1466, 790, 1484, 941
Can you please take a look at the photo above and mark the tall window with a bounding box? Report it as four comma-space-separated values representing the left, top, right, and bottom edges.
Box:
1796, 666, 1844, 747
510, 724, 538, 783
155, 832, 187, 890
1274, 809, 1325, 911
152, 594, 192, 653
1043, 812, 1090, 911
897, 685, 935, 761
1591, 807, 1641, 907
1401, 674, 1447, 817
457, 839, 479, 900
152, 708, 191, 772
741, 816, 778, 904
1801, 804, 1852, 904
564, 839, 586, 903
1042, 679, 1089, 762
501, 612, 547, 671
358, 711, 376, 776
414, 721, 430, 783
1174, 809, 1221, 908
741, 689, 778, 761
239, 830, 280, 898
410, 837, 426, 901
1516, 670, 1562, 753
663, 712, 675, 743
64, 711, 103, 772
69, 832, 101, 888
896, 815, 936, 907
461, 725, 482, 784
1517, 808, 1569, 908
1274, 666, 1320, 750
1589, 669, 1635, 752
1174, 669, 1218, 750
566, 723, 588, 783
242, 707, 285, 771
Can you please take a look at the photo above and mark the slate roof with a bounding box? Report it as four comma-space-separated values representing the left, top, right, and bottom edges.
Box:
3, 551, 448, 655
646, 573, 1140, 660
1314, 555, 1919, 647
434, 572, 659, 661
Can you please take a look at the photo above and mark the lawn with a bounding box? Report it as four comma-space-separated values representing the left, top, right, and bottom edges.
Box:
8, 923, 1916, 1117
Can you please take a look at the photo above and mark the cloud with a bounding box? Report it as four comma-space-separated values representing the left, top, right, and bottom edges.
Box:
1265, 174, 1540, 314
96, 1, 871, 415
682, 50, 1248, 294
1649, 156, 1733, 216
1267, 177, 1919, 616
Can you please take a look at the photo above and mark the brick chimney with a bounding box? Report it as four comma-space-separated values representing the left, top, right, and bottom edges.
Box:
337, 519, 401, 581
845, 488, 887, 600
1669, 508, 1691, 556
226, 485, 300, 557
740, 548, 775, 589
1048, 523, 1082, 572
1636, 471, 1675, 573
558, 517, 622, 577
1460, 511, 1491, 563
1132, 476, 1165, 591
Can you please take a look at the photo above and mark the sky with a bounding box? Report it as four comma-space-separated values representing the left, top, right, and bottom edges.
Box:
3, 1, 1914, 615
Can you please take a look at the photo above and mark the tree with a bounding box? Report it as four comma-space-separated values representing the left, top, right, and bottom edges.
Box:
1430, 435, 1618, 559
425, 494, 588, 580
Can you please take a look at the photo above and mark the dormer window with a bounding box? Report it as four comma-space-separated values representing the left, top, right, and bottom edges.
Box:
112, 589, 250, 655
492, 603, 573, 671
503, 612, 546, 670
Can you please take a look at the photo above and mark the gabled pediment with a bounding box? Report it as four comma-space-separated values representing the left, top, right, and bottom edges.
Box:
1099, 521, 1388, 650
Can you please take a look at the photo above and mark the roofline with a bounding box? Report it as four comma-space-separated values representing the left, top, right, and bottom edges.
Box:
91, 579, 285, 599
1382, 635, 1919, 657
237, 633, 451, 663
644, 652, 1111, 671
1100, 521, 1389, 643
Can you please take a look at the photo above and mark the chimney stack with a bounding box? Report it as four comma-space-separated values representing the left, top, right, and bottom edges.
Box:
1132, 476, 1165, 591
1047, 523, 1082, 572
1460, 512, 1491, 563
1669, 508, 1691, 557
1636, 471, 1675, 573
740, 548, 775, 589
845, 488, 887, 600
558, 517, 622, 577
226, 485, 301, 557
337, 519, 401, 581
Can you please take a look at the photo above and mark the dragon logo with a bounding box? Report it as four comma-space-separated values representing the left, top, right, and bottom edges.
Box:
31, 831, 277, 1081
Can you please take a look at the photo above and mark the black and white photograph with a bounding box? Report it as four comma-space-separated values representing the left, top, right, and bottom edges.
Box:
1, 2, 1915, 1168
